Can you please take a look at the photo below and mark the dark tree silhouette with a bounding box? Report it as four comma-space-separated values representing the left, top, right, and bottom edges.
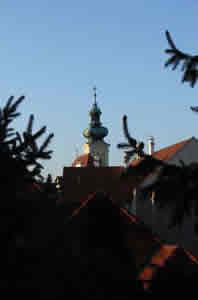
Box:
0, 96, 54, 183
0, 96, 55, 297
165, 31, 198, 87
117, 116, 145, 165
43, 173, 58, 199
191, 106, 198, 113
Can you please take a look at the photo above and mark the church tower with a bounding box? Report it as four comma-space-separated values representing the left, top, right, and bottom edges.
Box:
82, 88, 110, 166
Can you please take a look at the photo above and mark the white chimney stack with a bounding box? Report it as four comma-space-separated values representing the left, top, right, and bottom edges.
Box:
148, 136, 154, 155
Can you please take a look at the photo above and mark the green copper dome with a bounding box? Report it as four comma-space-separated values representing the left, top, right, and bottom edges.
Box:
83, 126, 108, 141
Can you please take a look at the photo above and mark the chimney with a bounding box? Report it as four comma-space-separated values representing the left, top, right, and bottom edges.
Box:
148, 136, 154, 155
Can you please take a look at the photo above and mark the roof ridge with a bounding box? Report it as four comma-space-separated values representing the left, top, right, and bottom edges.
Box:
130, 137, 195, 166
152, 137, 194, 162
154, 136, 192, 155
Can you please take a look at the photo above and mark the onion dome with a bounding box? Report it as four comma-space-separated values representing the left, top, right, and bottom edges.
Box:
83, 126, 108, 141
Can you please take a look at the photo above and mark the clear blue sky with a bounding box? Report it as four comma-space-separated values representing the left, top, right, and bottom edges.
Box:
0, 0, 197, 179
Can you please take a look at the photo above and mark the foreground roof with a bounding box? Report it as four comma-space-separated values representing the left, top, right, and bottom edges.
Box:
68, 192, 198, 292
139, 244, 198, 291
62, 166, 133, 206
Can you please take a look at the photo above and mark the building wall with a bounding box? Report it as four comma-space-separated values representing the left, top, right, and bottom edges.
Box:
62, 167, 135, 206
129, 195, 198, 256
83, 140, 110, 166
129, 139, 198, 256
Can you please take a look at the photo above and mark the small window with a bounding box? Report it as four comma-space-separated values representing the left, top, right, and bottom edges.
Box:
76, 162, 83, 167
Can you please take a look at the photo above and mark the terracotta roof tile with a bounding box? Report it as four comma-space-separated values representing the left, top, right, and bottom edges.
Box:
130, 157, 144, 167
71, 192, 97, 217
72, 153, 95, 167
130, 137, 192, 167
150, 245, 177, 267
138, 244, 198, 290
69, 193, 198, 290
153, 137, 192, 162
69, 193, 163, 264
119, 207, 161, 243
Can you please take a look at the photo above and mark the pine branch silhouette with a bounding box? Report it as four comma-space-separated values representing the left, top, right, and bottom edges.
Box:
165, 31, 198, 87
26, 114, 34, 135
0, 96, 24, 151
0, 96, 54, 182
117, 115, 145, 165
190, 106, 198, 113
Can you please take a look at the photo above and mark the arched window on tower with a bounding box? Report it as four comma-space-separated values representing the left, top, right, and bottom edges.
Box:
93, 153, 101, 167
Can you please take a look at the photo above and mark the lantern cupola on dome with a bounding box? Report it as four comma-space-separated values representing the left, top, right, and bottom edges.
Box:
83, 87, 108, 142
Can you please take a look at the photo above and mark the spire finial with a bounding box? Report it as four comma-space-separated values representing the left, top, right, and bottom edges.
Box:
93, 86, 97, 104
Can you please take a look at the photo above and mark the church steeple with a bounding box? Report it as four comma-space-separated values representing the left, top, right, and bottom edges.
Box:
83, 87, 108, 142
82, 88, 110, 167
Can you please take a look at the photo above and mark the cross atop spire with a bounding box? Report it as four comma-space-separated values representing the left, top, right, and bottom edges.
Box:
93, 86, 97, 104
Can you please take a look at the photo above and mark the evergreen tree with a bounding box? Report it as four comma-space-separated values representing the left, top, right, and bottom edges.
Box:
0, 96, 54, 184
46, 173, 53, 184
44, 173, 57, 199
0, 96, 55, 297
164, 31, 198, 87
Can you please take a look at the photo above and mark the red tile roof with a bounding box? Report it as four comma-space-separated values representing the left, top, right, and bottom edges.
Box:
131, 157, 144, 167
119, 207, 161, 244
69, 192, 198, 290
138, 244, 178, 289
139, 244, 198, 290
131, 137, 192, 167
72, 153, 95, 167
71, 192, 97, 217
152, 137, 192, 162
